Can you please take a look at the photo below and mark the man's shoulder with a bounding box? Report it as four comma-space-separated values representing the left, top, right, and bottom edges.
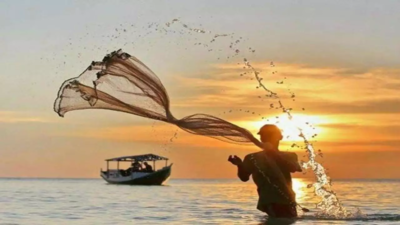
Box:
279, 151, 302, 172
244, 151, 264, 161
242, 152, 263, 171
279, 151, 298, 158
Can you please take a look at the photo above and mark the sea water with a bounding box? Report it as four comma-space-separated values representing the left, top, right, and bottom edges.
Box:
0, 178, 399, 224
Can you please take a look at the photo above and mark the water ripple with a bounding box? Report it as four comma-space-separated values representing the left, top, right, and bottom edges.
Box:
0, 178, 398, 224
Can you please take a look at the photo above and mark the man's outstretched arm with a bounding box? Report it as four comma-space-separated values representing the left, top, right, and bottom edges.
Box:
237, 163, 251, 182
228, 155, 251, 182
284, 152, 302, 173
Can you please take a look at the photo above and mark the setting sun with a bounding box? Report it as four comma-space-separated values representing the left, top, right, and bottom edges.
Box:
238, 113, 332, 141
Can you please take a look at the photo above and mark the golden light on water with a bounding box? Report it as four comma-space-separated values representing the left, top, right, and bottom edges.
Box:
292, 178, 308, 203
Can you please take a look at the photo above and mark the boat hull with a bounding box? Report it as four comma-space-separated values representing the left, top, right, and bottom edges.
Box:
101, 165, 171, 185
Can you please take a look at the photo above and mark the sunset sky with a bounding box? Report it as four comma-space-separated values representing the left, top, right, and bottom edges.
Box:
1, 0, 399, 179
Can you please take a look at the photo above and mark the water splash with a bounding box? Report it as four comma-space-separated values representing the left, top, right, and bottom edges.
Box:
243, 59, 358, 218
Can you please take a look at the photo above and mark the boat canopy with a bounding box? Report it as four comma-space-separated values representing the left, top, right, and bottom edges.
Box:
106, 154, 168, 162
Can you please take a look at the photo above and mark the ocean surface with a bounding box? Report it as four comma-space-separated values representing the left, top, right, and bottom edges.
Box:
0, 178, 399, 225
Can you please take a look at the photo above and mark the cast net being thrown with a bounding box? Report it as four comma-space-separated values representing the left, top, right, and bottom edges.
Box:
54, 49, 263, 148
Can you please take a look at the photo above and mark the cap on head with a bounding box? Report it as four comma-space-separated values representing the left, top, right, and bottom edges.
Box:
257, 124, 283, 140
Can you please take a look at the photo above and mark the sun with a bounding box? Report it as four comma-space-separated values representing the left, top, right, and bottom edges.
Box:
241, 113, 329, 141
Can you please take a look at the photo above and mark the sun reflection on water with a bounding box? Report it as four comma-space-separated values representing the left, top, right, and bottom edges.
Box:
292, 178, 307, 202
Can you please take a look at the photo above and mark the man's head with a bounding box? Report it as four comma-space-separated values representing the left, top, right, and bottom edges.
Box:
257, 124, 283, 144
143, 162, 148, 166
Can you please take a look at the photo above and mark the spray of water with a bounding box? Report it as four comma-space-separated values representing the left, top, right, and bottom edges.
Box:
243, 59, 359, 218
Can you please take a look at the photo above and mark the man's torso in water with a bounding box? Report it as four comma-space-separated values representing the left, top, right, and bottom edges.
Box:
242, 151, 298, 210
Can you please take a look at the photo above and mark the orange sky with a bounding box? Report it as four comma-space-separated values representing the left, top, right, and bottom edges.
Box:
1, 1, 400, 179
1, 61, 399, 179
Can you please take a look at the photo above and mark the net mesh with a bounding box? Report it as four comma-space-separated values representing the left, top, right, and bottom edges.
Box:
54, 49, 263, 148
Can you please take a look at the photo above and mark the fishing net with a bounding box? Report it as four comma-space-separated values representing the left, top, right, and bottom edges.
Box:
54, 49, 305, 209
54, 49, 263, 148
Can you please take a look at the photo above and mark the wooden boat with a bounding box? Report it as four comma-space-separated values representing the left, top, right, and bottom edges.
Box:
100, 154, 172, 185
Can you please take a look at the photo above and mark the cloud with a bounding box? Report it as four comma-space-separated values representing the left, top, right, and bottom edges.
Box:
166, 62, 400, 116
298, 98, 400, 114
0, 111, 53, 123
318, 139, 400, 147
56, 123, 249, 150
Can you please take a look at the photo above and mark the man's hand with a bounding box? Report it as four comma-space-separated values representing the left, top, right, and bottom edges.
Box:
228, 155, 243, 166
229, 155, 250, 182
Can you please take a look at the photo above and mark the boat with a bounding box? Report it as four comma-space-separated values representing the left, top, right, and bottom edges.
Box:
100, 154, 172, 185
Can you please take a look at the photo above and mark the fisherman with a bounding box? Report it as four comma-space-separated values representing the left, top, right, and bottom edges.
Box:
228, 124, 302, 218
